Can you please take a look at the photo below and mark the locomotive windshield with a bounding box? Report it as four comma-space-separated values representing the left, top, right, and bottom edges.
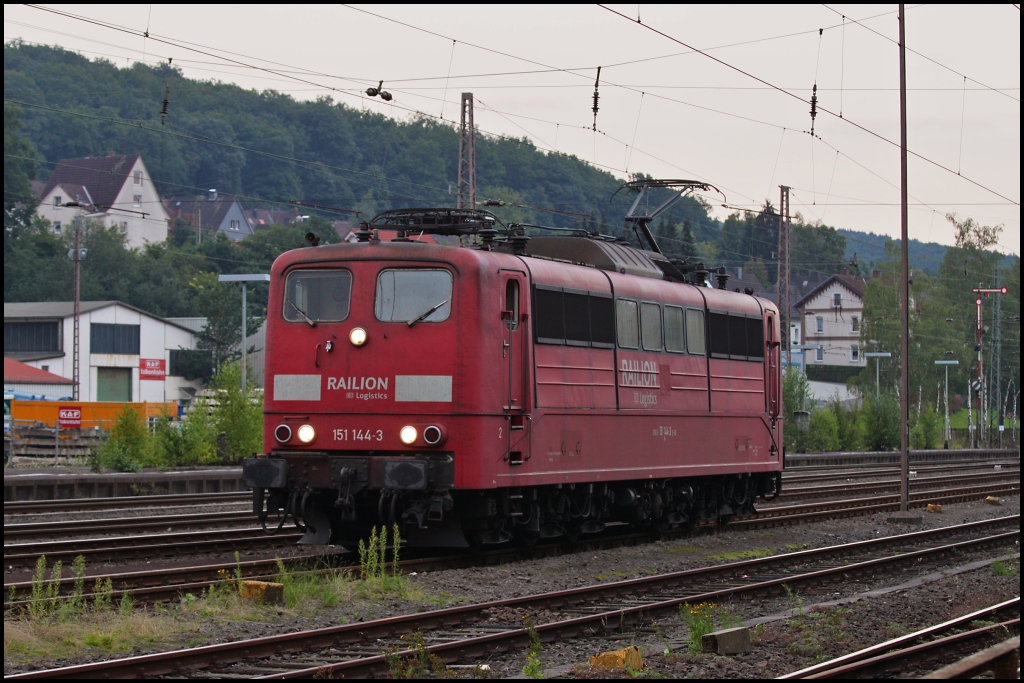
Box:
283, 270, 352, 323
375, 269, 453, 324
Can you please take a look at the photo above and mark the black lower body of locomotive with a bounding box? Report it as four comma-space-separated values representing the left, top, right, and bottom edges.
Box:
243, 452, 782, 547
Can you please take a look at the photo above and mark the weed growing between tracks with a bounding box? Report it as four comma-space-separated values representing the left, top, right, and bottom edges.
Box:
5, 555, 175, 664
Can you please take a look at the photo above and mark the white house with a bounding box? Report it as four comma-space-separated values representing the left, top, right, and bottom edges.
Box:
4, 301, 203, 404
794, 271, 871, 369
35, 155, 169, 248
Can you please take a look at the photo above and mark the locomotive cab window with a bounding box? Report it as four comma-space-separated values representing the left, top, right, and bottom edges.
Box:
283, 270, 352, 323
376, 269, 453, 324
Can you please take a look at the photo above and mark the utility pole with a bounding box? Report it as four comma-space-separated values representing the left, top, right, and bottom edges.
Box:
72, 214, 82, 401
778, 185, 791, 368
457, 93, 476, 210
897, 4, 911, 515
972, 285, 1007, 447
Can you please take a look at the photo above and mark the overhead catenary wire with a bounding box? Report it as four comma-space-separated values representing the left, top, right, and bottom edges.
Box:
12, 7, 1017, 246
598, 4, 1020, 206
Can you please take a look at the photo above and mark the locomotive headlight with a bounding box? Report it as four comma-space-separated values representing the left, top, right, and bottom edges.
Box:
349, 327, 367, 347
399, 425, 418, 445
296, 424, 317, 444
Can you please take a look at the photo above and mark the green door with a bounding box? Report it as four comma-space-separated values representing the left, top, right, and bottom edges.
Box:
97, 367, 132, 401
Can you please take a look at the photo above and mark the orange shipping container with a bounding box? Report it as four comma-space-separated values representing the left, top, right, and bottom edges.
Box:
10, 401, 178, 430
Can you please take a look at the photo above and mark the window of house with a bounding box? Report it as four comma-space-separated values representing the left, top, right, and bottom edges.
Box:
852, 316, 860, 332
41, 365, 49, 372
230, 220, 240, 231
90, 323, 140, 355
815, 346, 824, 362
4, 321, 61, 352
54, 221, 62, 233
851, 345, 860, 362
133, 193, 142, 207
119, 222, 128, 234
54, 195, 62, 207
833, 292, 842, 306
816, 316, 824, 333
133, 170, 143, 186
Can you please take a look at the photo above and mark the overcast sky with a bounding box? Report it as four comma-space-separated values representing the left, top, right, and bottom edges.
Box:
5, 4, 1020, 253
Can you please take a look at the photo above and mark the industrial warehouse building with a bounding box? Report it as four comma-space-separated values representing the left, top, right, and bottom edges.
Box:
4, 301, 203, 404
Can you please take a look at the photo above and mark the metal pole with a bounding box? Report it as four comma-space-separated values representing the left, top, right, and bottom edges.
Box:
898, 4, 910, 513
876, 357, 881, 400
241, 282, 247, 393
944, 365, 950, 444
73, 214, 81, 401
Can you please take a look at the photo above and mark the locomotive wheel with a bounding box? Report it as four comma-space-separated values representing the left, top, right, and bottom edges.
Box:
515, 528, 541, 547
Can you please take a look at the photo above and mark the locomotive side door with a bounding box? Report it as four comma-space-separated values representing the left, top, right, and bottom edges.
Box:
502, 272, 531, 464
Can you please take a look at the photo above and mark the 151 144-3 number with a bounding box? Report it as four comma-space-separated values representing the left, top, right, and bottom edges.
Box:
333, 428, 383, 441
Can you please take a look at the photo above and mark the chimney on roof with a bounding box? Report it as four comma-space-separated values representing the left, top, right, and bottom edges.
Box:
737, 266, 743, 280
208, 189, 217, 201
872, 270, 881, 278
840, 267, 849, 275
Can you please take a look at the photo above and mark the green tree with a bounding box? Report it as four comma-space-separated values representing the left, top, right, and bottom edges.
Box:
209, 364, 263, 463
806, 408, 841, 452
4, 102, 39, 230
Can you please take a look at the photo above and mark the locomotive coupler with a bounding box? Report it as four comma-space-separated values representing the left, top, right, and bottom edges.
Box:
333, 466, 356, 520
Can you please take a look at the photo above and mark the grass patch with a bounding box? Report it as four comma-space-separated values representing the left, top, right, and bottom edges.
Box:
594, 570, 629, 581
706, 548, 774, 562
990, 559, 1017, 577
4, 610, 180, 663
662, 544, 702, 555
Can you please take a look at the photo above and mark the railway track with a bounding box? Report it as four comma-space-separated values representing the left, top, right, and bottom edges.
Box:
2, 491, 250, 515
4, 479, 1019, 610
7, 515, 1018, 679
780, 598, 1020, 679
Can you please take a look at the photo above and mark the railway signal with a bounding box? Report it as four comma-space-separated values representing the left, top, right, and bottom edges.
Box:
970, 287, 1007, 448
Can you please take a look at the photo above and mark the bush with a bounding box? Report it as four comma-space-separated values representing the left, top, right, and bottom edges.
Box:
911, 403, 942, 449
806, 408, 841, 452
152, 402, 218, 467
827, 398, 860, 451
858, 393, 901, 451
92, 405, 150, 472
208, 365, 263, 463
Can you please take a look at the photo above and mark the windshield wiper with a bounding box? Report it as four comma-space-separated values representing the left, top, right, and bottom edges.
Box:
407, 298, 450, 327
287, 299, 317, 327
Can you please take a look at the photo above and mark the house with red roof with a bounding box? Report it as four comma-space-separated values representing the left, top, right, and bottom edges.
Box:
794, 269, 873, 371
4, 358, 75, 400
34, 154, 169, 248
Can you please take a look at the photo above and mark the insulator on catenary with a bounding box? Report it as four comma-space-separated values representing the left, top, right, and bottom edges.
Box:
809, 83, 818, 136
160, 86, 169, 125
591, 66, 602, 131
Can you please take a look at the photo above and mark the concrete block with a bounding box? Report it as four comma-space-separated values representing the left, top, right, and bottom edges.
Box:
702, 626, 751, 655
589, 645, 643, 670
239, 580, 284, 605
985, 496, 1003, 506
927, 504, 942, 513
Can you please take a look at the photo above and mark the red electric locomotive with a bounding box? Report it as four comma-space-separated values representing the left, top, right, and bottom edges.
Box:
243, 180, 783, 546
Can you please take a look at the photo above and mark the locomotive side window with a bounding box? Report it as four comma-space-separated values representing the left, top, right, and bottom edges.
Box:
746, 317, 765, 360
375, 269, 453, 323
283, 269, 352, 323
728, 315, 747, 358
641, 302, 663, 351
708, 312, 730, 358
533, 286, 565, 343
616, 299, 639, 349
590, 294, 615, 347
664, 305, 686, 353
686, 309, 706, 356
564, 291, 591, 346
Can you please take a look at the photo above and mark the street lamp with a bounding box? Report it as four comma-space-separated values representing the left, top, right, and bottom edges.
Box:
864, 350, 891, 400
935, 358, 959, 448
218, 274, 271, 392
